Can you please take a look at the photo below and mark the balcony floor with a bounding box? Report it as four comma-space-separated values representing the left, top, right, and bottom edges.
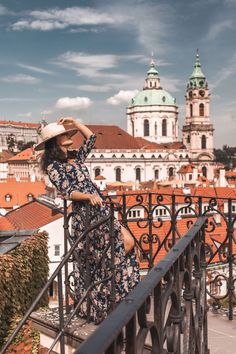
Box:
208, 311, 236, 354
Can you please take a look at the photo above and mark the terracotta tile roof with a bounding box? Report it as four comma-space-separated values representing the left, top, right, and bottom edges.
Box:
0, 150, 14, 163
70, 125, 186, 151
8, 147, 36, 162
225, 171, 236, 178
5, 200, 62, 230
0, 120, 39, 128
71, 125, 141, 150
95, 175, 106, 180
0, 216, 15, 230
0, 180, 47, 208
178, 164, 195, 174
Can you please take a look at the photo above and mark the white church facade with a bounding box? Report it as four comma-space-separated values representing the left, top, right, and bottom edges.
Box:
77, 52, 216, 186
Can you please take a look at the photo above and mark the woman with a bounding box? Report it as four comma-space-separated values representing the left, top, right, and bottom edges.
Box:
35, 117, 140, 324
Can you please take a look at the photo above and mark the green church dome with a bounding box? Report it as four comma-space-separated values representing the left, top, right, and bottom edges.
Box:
130, 89, 177, 107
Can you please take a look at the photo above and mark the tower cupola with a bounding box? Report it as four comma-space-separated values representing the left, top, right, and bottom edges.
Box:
188, 50, 208, 89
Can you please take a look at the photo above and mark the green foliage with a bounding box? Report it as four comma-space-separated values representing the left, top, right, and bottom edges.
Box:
17, 140, 36, 151
0, 232, 49, 347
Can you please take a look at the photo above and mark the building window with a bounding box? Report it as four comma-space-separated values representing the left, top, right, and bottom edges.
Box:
169, 167, 174, 178
190, 103, 193, 117
199, 103, 204, 116
187, 135, 190, 144
154, 169, 159, 180
144, 119, 149, 136
136, 167, 141, 182
131, 120, 134, 136
162, 119, 167, 136
54, 245, 61, 257
189, 174, 192, 180
5, 194, 12, 202
115, 167, 121, 182
154, 122, 157, 135
27, 193, 34, 202
202, 166, 207, 178
201, 135, 206, 149
95, 168, 101, 178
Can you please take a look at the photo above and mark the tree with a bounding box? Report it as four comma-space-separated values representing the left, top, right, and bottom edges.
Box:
17, 140, 36, 151
6, 134, 16, 152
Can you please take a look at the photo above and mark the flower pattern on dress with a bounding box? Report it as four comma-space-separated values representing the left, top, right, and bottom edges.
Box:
47, 133, 140, 324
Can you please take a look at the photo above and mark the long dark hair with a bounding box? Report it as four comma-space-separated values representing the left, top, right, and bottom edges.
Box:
40, 137, 76, 173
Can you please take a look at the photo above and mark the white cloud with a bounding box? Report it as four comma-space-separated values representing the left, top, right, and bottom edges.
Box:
205, 20, 234, 41
17, 112, 32, 118
17, 63, 54, 75
55, 96, 92, 110
106, 90, 139, 105
11, 7, 129, 31
1, 74, 40, 84
53, 52, 143, 80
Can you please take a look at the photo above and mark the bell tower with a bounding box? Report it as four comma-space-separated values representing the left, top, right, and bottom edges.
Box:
182, 50, 214, 159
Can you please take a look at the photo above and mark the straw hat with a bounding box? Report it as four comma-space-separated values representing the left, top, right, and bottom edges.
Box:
34, 122, 78, 151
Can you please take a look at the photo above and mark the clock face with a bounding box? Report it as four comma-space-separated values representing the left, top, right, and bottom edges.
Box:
189, 91, 193, 98
199, 90, 205, 97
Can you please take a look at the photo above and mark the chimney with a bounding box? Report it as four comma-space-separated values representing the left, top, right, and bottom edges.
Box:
193, 167, 198, 181
219, 168, 226, 187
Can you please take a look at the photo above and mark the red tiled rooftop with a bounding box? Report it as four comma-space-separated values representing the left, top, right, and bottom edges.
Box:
178, 164, 195, 174
70, 125, 186, 151
95, 175, 106, 180
5, 200, 62, 230
0, 180, 47, 208
0, 150, 14, 163
8, 147, 35, 162
0, 120, 39, 128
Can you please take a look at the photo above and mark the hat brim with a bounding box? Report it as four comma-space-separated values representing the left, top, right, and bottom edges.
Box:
34, 127, 78, 151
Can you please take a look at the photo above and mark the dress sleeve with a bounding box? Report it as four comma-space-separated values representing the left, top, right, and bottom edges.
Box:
76, 133, 96, 163
47, 161, 79, 198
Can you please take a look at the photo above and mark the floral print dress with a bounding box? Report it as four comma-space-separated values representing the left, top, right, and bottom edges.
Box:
47, 134, 140, 323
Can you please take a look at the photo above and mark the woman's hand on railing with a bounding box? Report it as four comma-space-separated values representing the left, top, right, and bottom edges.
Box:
88, 194, 103, 206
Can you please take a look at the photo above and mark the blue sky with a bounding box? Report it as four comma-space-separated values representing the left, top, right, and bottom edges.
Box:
0, 0, 235, 147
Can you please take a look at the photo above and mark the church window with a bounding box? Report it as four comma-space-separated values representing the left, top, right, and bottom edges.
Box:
169, 167, 174, 178
187, 135, 190, 143
121, 154, 125, 158
144, 119, 149, 136
201, 135, 206, 149
112, 154, 116, 158
158, 154, 162, 159
154, 169, 159, 180
190, 104, 193, 117
144, 96, 148, 103
154, 122, 157, 135
131, 120, 134, 136
199, 81, 204, 87
132, 154, 137, 158
199, 103, 204, 116
202, 166, 207, 178
100, 154, 104, 158
162, 96, 166, 103
162, 119, 167, 136
151, 154, 155, 158
199, 90, 205, 97
95, 168, 101, 178
115, 167, 121, 182
189, 91, 193, 98
135, 167, 141, 182
150, 82, 152, 88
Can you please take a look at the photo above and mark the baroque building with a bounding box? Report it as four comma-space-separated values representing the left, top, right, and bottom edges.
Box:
127, 59, 178, 144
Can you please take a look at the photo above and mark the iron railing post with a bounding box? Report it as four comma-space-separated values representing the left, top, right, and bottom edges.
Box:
109, 202, 116, 312
85, 203, 91, 321
63, 199, 70, 314
227, 198, 234, 320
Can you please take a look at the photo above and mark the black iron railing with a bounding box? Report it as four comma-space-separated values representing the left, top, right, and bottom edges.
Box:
0, 201, 117, 354
108, 191, 236, 320
76, 217, 209, 354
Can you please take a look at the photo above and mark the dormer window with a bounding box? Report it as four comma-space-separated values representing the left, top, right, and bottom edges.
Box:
162, 96, 166, 103
5, 194, 12, 202
27, 193, 34, 202
144, 96, 148, 102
